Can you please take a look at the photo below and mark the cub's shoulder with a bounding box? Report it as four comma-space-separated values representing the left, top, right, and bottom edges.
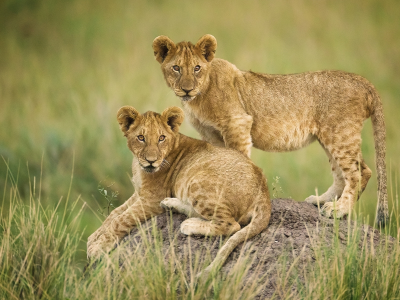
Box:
210, 58, 241, 74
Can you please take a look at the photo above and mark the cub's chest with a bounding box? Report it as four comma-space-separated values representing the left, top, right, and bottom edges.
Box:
131, 159, 142, 190
182, 103, 216, 129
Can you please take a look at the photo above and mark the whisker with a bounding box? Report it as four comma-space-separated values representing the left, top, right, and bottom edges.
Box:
161, 160, 167, 170
160, 159, 170, 171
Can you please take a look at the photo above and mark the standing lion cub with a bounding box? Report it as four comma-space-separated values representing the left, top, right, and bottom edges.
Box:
152, 34, 388, 225
87, 106, 271, 277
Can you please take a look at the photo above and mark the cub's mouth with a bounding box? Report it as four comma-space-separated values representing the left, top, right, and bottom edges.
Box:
176, 89, 198, 102
142, 165, 158, 173
180, 95, 196, 102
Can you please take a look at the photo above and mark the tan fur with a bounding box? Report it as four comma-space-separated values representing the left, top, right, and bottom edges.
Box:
87, 106, 271, 276
152, 34, 388, 225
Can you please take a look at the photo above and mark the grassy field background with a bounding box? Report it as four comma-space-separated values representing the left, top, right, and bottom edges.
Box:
1, 0, 400, 264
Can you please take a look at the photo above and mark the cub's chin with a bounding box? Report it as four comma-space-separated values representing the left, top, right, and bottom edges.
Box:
142, 166, 158, 173
180, 95, 196, 102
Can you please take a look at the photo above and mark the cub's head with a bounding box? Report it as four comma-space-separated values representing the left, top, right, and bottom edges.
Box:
152, 34, 217, 102
117, 106, 184, 173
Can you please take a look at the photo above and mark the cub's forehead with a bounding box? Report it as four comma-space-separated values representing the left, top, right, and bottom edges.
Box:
136, 112, 168, 134
174, 41, 202, 65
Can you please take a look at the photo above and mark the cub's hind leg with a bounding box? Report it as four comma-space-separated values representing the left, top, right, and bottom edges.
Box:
319, 123, 370, 218
180, 216, 241, 236
180, 199, 240, 236
305, 146, 345, 206
359, 159, 372, 196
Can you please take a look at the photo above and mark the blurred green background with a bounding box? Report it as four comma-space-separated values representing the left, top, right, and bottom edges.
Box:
1, 0, 399, 259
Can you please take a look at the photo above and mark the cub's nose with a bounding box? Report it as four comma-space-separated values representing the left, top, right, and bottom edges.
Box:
182, 88, 193, 95
146, 159, 157, 165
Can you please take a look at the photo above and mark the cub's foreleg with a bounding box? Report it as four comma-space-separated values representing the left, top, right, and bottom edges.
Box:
219, 114, 253, 158
87, 198, 164, 259
87, 192, 139, 248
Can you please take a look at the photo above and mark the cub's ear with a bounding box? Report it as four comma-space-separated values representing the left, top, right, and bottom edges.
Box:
161, 106, 184, 133
117, 106, 140, 136
152, 36, 176, 64
195, 34, 217, 62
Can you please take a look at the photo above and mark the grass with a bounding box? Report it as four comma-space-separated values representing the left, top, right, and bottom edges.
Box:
1, 167, 399, 299
0, 0, 400, 298
0, 171, 271, 299
297, 224, 400, 299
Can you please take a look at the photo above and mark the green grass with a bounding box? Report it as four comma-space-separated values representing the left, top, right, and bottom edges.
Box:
0, 172, 270, 299
1, 167, 399, 299
297, 225, 400, 299
0, 0, 400, 297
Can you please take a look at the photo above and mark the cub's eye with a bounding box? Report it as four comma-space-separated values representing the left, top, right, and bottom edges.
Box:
172, 65, 180, 72
194, 65, 201, 72
137, 135, 145, 142
159, 135, 166, 142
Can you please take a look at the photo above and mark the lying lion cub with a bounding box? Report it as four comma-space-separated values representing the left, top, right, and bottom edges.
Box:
87, 106, 271, 276
152, 34, 388, 225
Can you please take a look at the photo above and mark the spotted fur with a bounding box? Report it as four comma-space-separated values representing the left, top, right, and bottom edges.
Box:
153, 34, 388, 225
87, 106, 271, 277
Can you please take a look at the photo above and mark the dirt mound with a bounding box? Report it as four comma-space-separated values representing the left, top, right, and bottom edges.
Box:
120, 199, 390, 298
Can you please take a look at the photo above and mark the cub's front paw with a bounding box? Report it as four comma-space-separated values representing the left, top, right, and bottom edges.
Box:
321, 202, 350, 219
88, 227, 104, 245
87, 243, 105, 260
305, 195, 331, 206
87, 234, 116, 260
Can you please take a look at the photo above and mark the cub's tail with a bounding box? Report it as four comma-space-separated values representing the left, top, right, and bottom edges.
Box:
369, 86, 388, 226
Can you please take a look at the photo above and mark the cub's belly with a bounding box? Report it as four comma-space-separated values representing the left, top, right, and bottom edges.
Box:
251, 126, 317, 152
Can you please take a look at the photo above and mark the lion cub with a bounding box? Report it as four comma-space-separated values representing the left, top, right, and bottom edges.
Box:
87, 106, 271, 276
152, 34, 388, 225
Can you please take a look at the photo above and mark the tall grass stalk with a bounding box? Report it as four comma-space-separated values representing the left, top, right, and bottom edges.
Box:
272, 200, 400, 300
0, 165, 84, 299
0, 167, 269, 299
1, 164, 399, 299
296, 221, 400, 299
